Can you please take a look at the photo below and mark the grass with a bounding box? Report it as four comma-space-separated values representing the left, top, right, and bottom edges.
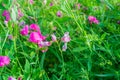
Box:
0, 0, 120, 80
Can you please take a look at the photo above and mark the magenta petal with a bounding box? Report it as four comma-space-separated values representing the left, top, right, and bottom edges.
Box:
30, 24, 40, 32
29, 32, 46, 43
8, 76, 16, 80
20, 25, 29, 36
0, 56, 10, 67
88, 16, 99, 24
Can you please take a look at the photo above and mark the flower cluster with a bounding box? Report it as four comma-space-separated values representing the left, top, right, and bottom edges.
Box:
2, 10, 11, 21
20, 24, 51, 52
88, 16, 99, 24
0, 56, 10, 67
61, 32, 71, 51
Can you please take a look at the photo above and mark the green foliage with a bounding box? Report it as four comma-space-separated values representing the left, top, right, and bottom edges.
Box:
0, 0, 120, 80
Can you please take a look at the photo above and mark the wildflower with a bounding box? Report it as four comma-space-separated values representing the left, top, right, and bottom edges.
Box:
38, 41, 51, 48
29, 32, 46, 43
77, 3, 81, 9
0, 56, 10, 67
50, 2, 53, 6
8, 76, 16, 80
18, 9, 24, 18
20, 25, 29, 36
4, 20, 8, 26
29, 0, 33, 4
51, 34, 57, 42
57, 11, 62, 17
30, 24, 40, 32
2, 10, 11, 21
61, 32, 71, 43
19, 21, 25, 27
18, 77, 22, 80
62, 43, 67, 51
88, 16, 99, 24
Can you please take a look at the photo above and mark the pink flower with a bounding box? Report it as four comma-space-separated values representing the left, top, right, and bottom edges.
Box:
50, 2, 53, 6
61, 32, 71, 43
57, 11, 62, 17
2, 10, 11, 21
77, 3, 81, 9
20, 25, 29, 36
8, 76, 16, 80
88, 16, 99, 24
30, 24, 40, 32
62, 43, 67, 51
29, 0, 33, 4
51, 34, 57, 42
38, 41, 51, 48
18, 9, 24, 18
0, 56, 10, 67
29, 32, 46, 43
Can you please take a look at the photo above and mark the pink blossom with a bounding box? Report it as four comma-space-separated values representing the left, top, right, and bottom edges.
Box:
88, 16, 99, 24
29, 32, 46, 43
62, 43, 67, 51
18, 77, 22, 80
18, 9, 24, 18
51, 34, 57, 42
57, 11, 62, 17
50, 2, 53, 6
30, 24, 40, 32
8, 76, 16, 80
38, 41, 51, 48
0, 56, 10, 67
77, 3, 81, 9
29, 0, 33, 4
61, 32, 71, 43
20, 25, 29, 36
2, 10, 11, 21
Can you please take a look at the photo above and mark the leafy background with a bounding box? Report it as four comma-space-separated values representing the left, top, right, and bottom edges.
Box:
0, 0, 120, 80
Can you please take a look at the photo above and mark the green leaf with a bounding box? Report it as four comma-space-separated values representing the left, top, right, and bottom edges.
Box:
73, 47, 88, 52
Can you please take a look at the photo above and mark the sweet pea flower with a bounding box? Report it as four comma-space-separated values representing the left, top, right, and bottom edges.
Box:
57, 11, 62, 17
2, 10, 11, 21
77, 3, 81, 9
30, 24, 40, 32
30, 0, 33, 4
62, 43, 67, 51
51, 34, 57, 42
18, 77, 22, 80
8, 76, 16, 80
20, 25, 29, 36
61, 32, 71, 43
88, 16, 99, 24
38, 41, 51, 48
0, 56, 10, 67
50, 2, 53, 6
29, 32, 46, 43
18, 9, 24, 18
